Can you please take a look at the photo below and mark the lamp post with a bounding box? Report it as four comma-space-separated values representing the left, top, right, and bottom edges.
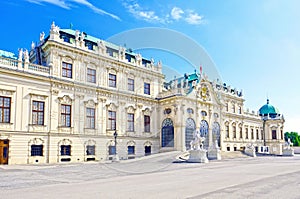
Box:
113, 131, 119, 162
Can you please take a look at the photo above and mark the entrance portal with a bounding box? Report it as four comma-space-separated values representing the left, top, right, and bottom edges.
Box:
0, 140, 9, 164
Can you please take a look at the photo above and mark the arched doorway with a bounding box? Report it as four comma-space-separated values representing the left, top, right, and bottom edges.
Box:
212, 122, 221, 147
200, 120, 209, 149
161, 118, 174, 147
185, 118, 196, 150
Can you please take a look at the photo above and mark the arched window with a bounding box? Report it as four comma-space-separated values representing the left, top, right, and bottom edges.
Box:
225, 122, 229, 138
161, 118, 174, 147
232, 123, 236, 138
185, 118, 196, 150
212, 122, 221, 147
200, 120, 209, 149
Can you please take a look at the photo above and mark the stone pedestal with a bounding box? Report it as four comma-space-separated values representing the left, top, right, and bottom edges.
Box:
112, 154, 120, 162
187, 149, 209, 163
244, 147, 256, 157
208, 148, 221, 160
282, 148, 294, 156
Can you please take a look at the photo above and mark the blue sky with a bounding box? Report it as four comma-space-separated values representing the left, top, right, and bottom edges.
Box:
1, 0, 300, 132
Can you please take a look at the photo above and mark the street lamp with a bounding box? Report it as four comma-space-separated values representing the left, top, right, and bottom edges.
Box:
113, 131, 119, 162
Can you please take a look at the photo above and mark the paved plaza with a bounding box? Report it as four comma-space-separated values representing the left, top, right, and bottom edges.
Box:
1, 152, 300, 199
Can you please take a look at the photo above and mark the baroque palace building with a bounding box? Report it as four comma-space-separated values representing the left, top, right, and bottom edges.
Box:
0, 22, 285, 164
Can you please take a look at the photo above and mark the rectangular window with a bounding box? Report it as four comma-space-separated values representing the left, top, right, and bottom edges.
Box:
32, 101, 44, 125
108, 111, 116, 130
232, 104, 235, 113
225, 125, 229, 138
127, 113, 134, 132
109, 73, 116, 88
251, 129, 254, 139
61, 104, 71, 127
233, 126, 236, 138
61, 145, 71, 156
86, 145, 95, 155
256, 129, 259, 140
144, 82, 150, 95
0, 96, 11, 123
239, 127, 243, 139
144, 115, 150, 132
128, 146, 135, 155
86, 108, 95, 129
128, 78, 134, 91
272, 130, 277, 139
87, 68, 96, 83
62, 62, 72, 78
246, 128, 249, 139
109, 145, 116, 155
31, 145, 43, 156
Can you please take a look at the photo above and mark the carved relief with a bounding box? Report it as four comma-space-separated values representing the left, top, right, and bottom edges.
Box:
144, 141, 152, 146
84, 99, 97, 108
58, 95, 73, 104
84, 139, 96, 146
29, 138, 44, 145
126, 105, 136, 113
58, 138, 72, 145
127, 140, 135, 146
0, 89, 15, 96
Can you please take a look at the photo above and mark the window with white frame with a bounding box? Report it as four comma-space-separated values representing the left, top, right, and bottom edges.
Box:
32, 101, 44, 125
62, 62, 72, 78
61, 104, 71, 127
0, 96, 11, 123
109, 73, 116, 88
144, 115, 150, 132
61, 145, 71, 156
144, 82, 150, 95
87, 68, 96, 83
31, 145, 43, 156
86, 108, 95, 129
108, 110, 116, 130
128, 146, 135, 155
128, 78, 134, 91
127, 113, 134, 132
86, 145, 95, 155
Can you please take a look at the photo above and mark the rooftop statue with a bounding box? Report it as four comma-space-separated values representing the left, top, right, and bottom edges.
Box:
18, 48, 23, 61
75, 30, 80, 41
51, 21, 60, 34
40, 32, 45, 42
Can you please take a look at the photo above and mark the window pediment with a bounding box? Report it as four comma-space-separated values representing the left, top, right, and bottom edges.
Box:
58, 95, 73, 104
29, 138, 44, 145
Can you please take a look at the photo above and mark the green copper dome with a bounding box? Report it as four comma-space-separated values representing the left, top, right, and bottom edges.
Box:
258, 99, 279, 116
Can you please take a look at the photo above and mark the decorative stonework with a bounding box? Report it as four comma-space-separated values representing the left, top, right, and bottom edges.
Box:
144, 141, 152, 146
58, 138, 72, 146
29, 138, 44, 145
58, 95, 73, 104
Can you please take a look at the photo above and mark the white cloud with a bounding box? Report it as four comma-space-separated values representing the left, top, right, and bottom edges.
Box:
25, 0, 120, 20
123, 1, 205, 25
27, 0, 69, 9
123, 1, 165, 23
185, 11, 204, 25
171, 7, 184, 20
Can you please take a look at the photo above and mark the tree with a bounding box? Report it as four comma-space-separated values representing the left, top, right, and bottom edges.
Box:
284, 132, 300, 146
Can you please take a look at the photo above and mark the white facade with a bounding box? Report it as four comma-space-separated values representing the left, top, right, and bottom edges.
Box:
0, 22, 284, 164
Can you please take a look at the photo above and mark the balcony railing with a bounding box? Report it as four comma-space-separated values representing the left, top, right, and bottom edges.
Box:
0, 56, 19, 68
0, 56, 50, 75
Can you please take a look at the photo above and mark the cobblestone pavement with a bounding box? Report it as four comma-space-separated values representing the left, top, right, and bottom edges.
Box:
1, 152, 300, 199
